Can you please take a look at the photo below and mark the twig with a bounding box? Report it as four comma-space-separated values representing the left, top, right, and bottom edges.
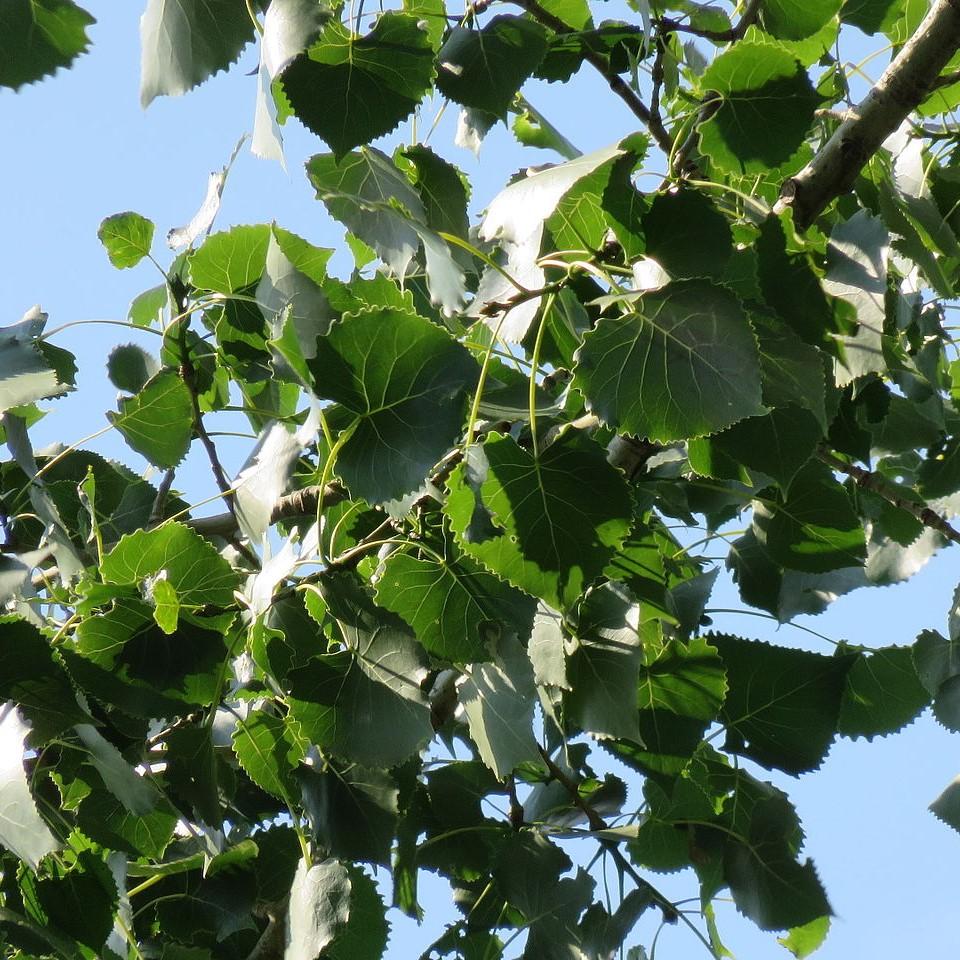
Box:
537, 747, 680, 925
931, 67, 960, 89
776, 0, 960, 230
817, 448, 960, 545
148, 469, 176, 527
511, 0, 674, 155
656, 0, 761, 42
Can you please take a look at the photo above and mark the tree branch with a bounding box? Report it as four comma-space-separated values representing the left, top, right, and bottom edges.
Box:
510, 0, 674, 155
776, 0, 960, 230
187, 482, 348, 538
657, 0, 761, 42
817, 448, 960, 546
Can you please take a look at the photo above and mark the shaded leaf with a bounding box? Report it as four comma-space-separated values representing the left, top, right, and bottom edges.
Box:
279, 13, 435, 155
445, 432, 632, 610
107, 343, 160, 394
575, 280, 765, 442
713, 633, 853, 774
307, 306, 478, 503
233, 708, 305, 800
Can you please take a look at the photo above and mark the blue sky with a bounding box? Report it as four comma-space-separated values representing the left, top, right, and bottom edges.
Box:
1, 3, 959, 957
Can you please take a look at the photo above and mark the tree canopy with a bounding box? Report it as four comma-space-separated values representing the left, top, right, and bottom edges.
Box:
3, 0, 960, 957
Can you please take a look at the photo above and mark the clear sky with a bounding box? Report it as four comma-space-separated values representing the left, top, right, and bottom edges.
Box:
1, 3, 958, 958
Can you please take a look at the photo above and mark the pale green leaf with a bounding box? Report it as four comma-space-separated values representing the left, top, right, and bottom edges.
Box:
777, 916, 831, 958
233, 709, 305, 800
285, 857, 351, 960
0, 703, 59, 870
98, 212, 155, 269
140, 0, 255, 107
101, 521, 240, 607
75, 723, 159, 815
107, 370, 193, 468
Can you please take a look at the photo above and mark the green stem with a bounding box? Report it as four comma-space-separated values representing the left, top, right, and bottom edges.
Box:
528, 292, 555, 459
317, 419, 359, 565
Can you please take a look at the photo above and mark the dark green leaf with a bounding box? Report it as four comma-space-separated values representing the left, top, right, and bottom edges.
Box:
325, 864, 389, 960
101, 522, 239, 607
930, 776, 960, 834
165, 725, 222, 826
77, 789, 176, 859
280, 13, 435, 155
642, 188, 732, 279
723, 796, 832, 930
565, 584, 644, 741
307, 306, 478, 503
140, 0, 255, 106
36, 851, 117, 950
436, 16, 548, 117
838, 644, 930, 739
0, 0, 94, 90
107, 370, 193, 468
0, 618, 88, 742
299, 762, 398, 866
574, 280, 765, 442
713, 633, 853, 773
697, 41, 821, 174
757, 461, 866, 573
106, 344, 160, 394
445, 432, 632, 610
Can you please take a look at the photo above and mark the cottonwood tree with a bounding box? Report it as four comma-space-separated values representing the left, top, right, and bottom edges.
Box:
3, 0, 960, 957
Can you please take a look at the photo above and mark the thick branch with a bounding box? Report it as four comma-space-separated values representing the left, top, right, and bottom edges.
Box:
817, 448, 960, 546
187, 482, 348, 538
776, 0, 960, 230
511, 0, 674, 155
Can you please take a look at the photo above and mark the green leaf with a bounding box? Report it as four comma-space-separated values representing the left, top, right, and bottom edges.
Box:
757, 462, 866, 573
760, 0, 842, 39
98, 212, 155, 269
325, 865, 389, 960
65, 599, 230, 716
35, 851, 118, 950
101, 521, 240, 607
697, 41, 820, 174
106, 344, 160, 394
778, 916, 832, 958
689, 406, 822, 491
460, 634, 543, 778
307, 306, 478, 503
436, 16, 548, 117
189, 224, 271, 294
107, 370, 193, 468
445, 432, 632, 610
299, 762, 398, 866
288, 651, 433, 766
232, 708, 305, 800
642, 188, 732, 279
913, 627, 960, 732
564, 585, 644, 742
0, 704, 60, 870
279, 13, 435, 155
140, 0, 255, 107
307, 149, 426, 279
374, 547, 535, 662
838, 644, 930, 739
713, 634, 853, 773
755, 318, 828, 430
638, 636, 727, 723
286, 857, 351, 960
128, 283, 168, 327
164, 725, 221, 827
723, 796, 832, 930
0, 0, 94, 90
0, 618, 89, 742
150, 576, 180, 633
574, 280, 765, 442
